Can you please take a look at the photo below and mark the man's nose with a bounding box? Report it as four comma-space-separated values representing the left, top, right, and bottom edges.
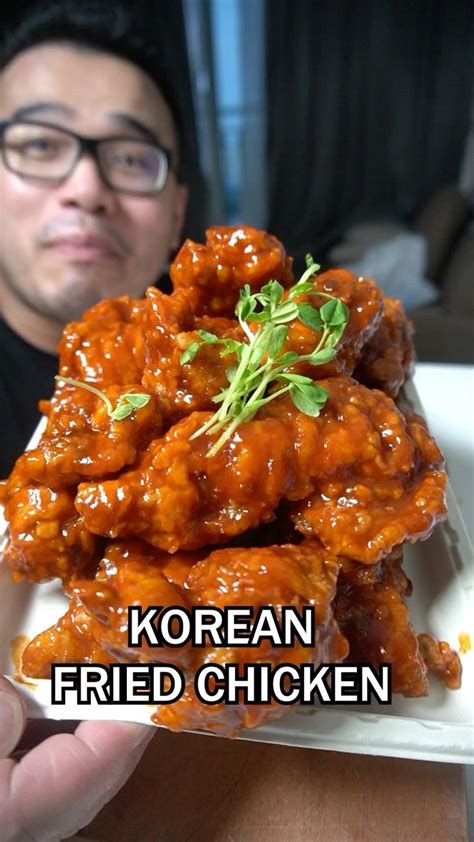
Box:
57, 153, 117, 214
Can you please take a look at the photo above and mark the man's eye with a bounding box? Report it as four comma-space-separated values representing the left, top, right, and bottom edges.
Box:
18, 138, 60, 157
114, 153, 153, 173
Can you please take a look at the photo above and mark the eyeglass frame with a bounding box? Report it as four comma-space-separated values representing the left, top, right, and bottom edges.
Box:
0, 118, 174, 195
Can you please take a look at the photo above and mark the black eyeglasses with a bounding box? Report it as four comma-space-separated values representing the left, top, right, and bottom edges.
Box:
0, 119, 173, 194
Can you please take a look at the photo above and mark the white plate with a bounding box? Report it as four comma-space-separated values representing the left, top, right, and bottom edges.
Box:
1, 383, 473, 764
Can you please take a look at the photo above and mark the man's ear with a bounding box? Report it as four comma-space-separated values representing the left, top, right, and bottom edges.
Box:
170, 184, 189, 251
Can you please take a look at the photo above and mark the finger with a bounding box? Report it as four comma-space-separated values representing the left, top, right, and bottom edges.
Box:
0, 720, 155, 841
13, 720, 78, 757
0, 677, 27, 758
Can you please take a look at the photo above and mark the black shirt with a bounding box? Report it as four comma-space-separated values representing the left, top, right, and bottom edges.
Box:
0, 317, 58, 479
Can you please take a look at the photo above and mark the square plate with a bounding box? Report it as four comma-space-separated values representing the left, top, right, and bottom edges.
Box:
1, 381, 473, 763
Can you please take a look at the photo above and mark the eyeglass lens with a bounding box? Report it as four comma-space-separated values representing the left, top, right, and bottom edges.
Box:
2, 122, 168, 192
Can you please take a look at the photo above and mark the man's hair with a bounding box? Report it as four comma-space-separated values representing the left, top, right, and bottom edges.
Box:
0, 0, 187, 179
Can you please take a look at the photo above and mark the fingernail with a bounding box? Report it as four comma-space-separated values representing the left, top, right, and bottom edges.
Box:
0, 689, 25, 757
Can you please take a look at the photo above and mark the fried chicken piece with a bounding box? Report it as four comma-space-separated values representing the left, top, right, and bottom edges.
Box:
58, 296, 146, 387
170, 225, 294, 317
155, 541, 348, 736
291, 380, 446, 563
188, 541, 341, 618
335, 553, 462, 696
354, 297, 415, 397
334, 552, 430, 697
69, 540, 197, 670
1, 379, 159, 580
418, 633, 462, 691
21, 539, 202, 678
141, 287, 240, 422
22, 597, 112, 678
75, 377, 446, 560
285, 269, 384, 379
1, 483, 97, 582
16, 382, 160, 488
74, 406, 315, 551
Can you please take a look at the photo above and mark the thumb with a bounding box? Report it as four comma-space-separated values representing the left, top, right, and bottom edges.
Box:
0, 677, 26, 758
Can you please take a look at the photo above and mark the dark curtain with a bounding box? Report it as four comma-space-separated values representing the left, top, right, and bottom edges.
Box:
0, 0, 208, 242
266, 0, 474, 264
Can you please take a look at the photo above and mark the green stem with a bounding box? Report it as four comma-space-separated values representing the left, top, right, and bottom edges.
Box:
238, 316, 255, 343
206, 414, 245, 458
206, 383, 293, 458
296, 262, 320, 287
55, 375, 113, 415
241, 367, 274, 412
313, 328, 330, 354
252, 383, 292, 406
189, 411, 227, 441
216, 333, 257, 420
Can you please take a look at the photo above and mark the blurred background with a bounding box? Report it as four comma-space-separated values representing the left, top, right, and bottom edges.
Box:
1, 0, 473, 361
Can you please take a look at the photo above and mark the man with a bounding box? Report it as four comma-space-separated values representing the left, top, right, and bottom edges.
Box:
0, 1, 190, 476
0, 3, 192, 837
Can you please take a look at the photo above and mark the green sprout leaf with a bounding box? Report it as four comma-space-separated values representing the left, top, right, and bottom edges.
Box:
109, 401, 134, 421
220, 339, 242, 356
289, 382, 328, 416
236, 294, 257, 321
326, 323, 347, 348
260, 280, 284, 304
123, 393, 151, 409
54, 376, 151, 422
308, 347, 336, 365
277, 373, 314, 385
268, 324, 288, 358
180, 342, 201, 365
197, 330, 220, 343
271, 300, 299, 323
297, 302, 323, 331
320, 298, 349, 327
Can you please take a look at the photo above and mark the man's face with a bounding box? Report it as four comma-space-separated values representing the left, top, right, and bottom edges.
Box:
0, 43, 188, 322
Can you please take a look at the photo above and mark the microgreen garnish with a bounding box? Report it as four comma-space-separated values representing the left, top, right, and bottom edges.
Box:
54, 376, 151, 421
180, 256, 349, 456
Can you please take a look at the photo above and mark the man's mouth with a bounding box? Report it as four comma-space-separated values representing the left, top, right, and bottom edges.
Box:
45, 234, 120, 261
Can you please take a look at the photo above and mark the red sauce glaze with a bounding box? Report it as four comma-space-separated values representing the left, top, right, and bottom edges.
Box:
0, 225, 459, 735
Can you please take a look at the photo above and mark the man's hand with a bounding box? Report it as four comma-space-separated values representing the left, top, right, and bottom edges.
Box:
0, 676, 154, 841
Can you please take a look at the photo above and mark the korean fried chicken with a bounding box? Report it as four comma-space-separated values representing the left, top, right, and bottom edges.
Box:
74, 407, 314, 551
21, 540, 198, 677
334, 552, 461, 696
141, 286, 241, 421
58, 296, 146, 387
22, 596, 113, 678
0, 384, 160, 581
281, 268, 415, 396
19, 382, 161, 487
1, 224, 461, 735
170, 225, 294, 317
285, 268, 384, 377
0, 483, 96, 582
354, 296, 415, 397
334, 552, 429, 697
291, 393, 446, 563
417, 633, 462, 691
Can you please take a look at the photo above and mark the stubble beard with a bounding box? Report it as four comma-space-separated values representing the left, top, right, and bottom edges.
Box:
0, 257, 113, 324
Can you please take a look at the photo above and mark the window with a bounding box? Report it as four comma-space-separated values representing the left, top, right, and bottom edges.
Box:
184, 0, 267, 226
